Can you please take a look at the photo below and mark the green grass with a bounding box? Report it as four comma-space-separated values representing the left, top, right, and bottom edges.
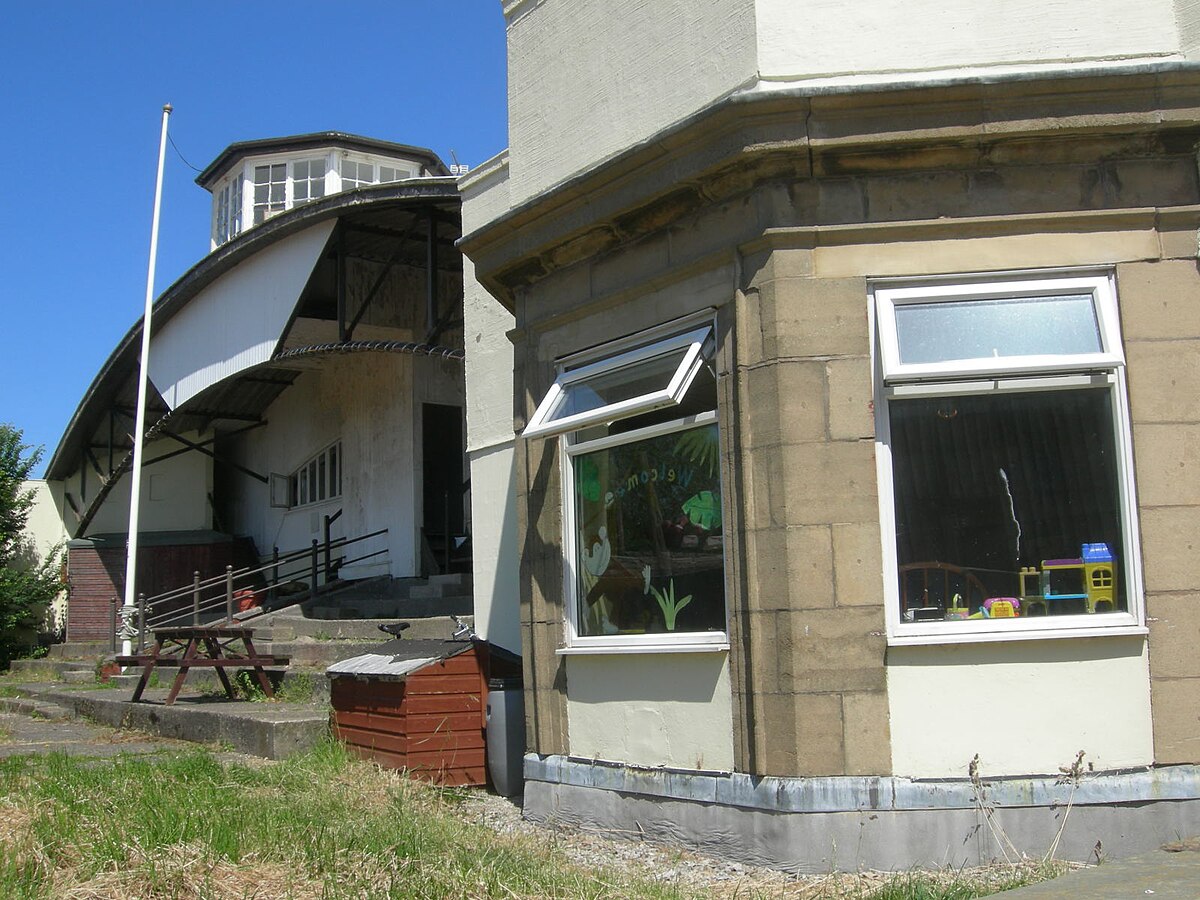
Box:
0, 740, 696, 899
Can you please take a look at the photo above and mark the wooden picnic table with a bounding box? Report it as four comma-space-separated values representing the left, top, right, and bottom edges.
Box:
116, 626, 288, 705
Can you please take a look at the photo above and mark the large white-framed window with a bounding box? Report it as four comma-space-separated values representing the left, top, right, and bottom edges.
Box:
252, 162, 288, 224
291, 157, 326, 205
527, 314, 728, 654
872, 271, 1145, 645
285, 441, 342, 509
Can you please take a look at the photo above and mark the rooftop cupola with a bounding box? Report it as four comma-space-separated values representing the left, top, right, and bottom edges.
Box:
197, 132, 450, 249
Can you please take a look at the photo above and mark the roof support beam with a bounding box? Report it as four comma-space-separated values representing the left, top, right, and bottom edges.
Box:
144, 421, 264, 469
424, 206, 439, 343
345, 212, 421, 341
159, 428, 269, 484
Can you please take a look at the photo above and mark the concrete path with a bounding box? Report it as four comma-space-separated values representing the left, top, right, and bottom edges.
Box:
995, 840, 1200, 898
0, 710, 193, 759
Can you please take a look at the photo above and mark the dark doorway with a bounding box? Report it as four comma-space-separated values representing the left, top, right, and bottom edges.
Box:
422, 403, 465, 540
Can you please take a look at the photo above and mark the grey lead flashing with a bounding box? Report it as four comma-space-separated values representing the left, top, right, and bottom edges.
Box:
524, 754, 1200, 813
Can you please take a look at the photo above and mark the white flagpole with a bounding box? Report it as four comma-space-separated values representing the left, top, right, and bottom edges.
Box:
121, 103, 172, 658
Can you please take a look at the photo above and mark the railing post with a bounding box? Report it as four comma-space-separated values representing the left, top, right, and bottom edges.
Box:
137, 592, 146, 653
225, 565, 234, 623
192, 571, 201, 625
443, 490, 451, 573
110, 596, 118, 653
310, 539, 319, 601
324, 515, 332, 583
269, 546, 279, 606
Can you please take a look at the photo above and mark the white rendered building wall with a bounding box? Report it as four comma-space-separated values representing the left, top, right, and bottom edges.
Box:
505, 0, 757, 204
755, 0, 1185, 86
887, 637, 1154, 778
225, 354, 420, 577
80, 432, 214, 535
461, 245, 521, 651
566, 653, 736, 771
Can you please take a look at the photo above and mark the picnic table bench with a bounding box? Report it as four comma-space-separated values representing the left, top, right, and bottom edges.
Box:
116, 626, 289, 705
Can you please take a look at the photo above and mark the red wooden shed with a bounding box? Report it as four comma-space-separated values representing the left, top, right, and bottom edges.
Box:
327, 638, 521, 786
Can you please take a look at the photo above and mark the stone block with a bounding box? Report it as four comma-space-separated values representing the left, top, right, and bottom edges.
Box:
589, 232, 670, 299
842, 690, 893, 776
735, 288, 766, 367
1106, 158, 1200, 212
827, 357, 875, 441
1117, 260, 1200, 341
1150, 677, 1200, 765
864, 170, 973, 222
668, 194, 761, 266
1126, 340, 1200, 424
760, 276, 871, 360
794, 692, 847, 777
832, 522, 885, 607
1140, 506, 1200, 593
1147, 594, 1200, 680
532, 687, 569, 758
1132, 423, 1200, 508
787, 606, 888, 693
743, 524, 836, 611
741, 360, 827, 449
758, 691, 800, 775
745, 610, 785, 695
775, 441, 879, 526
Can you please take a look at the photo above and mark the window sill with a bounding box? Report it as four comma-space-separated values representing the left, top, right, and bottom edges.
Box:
557, 641, 730, 656
887, 616, 1147, 647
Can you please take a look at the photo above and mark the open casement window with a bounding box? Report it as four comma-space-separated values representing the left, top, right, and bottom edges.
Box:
873, 272, 1145, 645
527, 319, 728, 653
522, 325, 712, 440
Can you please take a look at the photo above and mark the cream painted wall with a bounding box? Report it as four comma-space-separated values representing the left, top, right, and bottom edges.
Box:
226, 354, 421, 577
460, 215, 522, 651
78, 432, 214, 536
566, 653, 735, 771
888, 638, 1154, 778
755, 0, 1184, 85
21, 480, 69, 631
149, 221, 335, 409
505, 0, 757, 204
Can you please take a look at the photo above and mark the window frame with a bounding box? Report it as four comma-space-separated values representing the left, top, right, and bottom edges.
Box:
522, 324, 712, 440
871, 271, 1146, 646
285, 441, 343, 511
530, 313, 729, 655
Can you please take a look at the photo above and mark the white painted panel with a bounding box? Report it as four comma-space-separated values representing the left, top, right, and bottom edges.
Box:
85, 432, 214, 534
463, 255, 516, 454
888, 637, 1153, 778
755, 0, 1182, 83
149, 220, 336, 409
567, 652, 735, 771
223, 353, 419, 578
468, 442, 520, 652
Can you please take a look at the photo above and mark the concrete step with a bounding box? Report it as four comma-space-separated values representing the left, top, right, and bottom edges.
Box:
49, 641, 111, 660
0, 696, 75, 720
24, 685, 326, 760
263, 614, 467, 642
9, 659, 94, 678
306, 594, 473, 620
107, 665, 328, 702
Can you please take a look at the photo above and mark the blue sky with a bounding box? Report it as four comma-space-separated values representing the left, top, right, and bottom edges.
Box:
0, 2, 508, 474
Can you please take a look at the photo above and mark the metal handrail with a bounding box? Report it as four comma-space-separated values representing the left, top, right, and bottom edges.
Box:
123, 523, 389, 648
138, 529, 387, 608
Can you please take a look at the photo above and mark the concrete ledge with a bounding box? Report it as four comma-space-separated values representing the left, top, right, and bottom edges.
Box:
524, 778, 1200, 871
525, 754, 1200, 813
523, 755, 1200, 870
31, 687, 328, 760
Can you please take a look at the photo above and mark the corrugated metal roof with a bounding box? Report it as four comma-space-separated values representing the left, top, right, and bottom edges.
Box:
325, 638, 472, 679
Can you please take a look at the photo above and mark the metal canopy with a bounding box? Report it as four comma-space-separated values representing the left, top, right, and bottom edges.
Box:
50, 181, 464, 538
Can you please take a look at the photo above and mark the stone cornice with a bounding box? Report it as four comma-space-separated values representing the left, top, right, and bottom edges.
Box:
461, 67, 1200, 308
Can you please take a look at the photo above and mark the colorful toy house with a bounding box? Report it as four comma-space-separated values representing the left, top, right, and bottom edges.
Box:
1082, 542, 1117, 612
